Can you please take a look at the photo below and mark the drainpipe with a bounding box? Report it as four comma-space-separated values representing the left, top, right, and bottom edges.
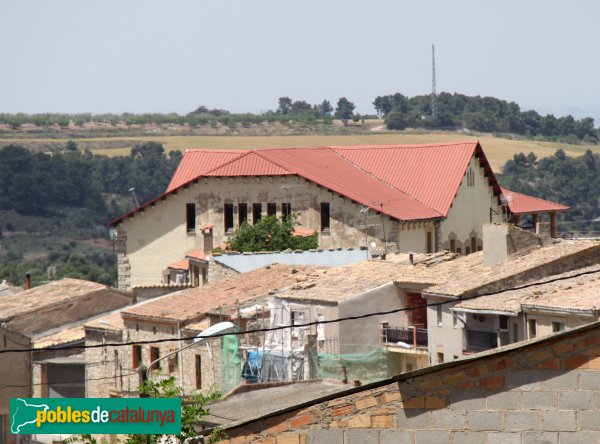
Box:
178, 321, 184, 392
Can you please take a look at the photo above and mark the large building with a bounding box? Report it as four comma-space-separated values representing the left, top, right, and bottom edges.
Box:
111, 141, 567, 289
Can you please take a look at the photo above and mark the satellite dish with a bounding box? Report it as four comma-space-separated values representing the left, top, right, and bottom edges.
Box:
194, 321, 236, 343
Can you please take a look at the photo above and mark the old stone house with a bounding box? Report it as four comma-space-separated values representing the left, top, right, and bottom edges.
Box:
203, 320, 600, 444
0, 279, 133, 444
110, 141, 567, 289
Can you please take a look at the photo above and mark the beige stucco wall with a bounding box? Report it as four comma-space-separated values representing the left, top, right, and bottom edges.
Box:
426, 299, 463, 365
525, 311, 597, 339
440, 156, 503, 254
117, 175, 402, 289
397, 221, 435, 253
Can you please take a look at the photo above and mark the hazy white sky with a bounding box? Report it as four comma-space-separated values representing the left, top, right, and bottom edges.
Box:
1, 0, 599, 122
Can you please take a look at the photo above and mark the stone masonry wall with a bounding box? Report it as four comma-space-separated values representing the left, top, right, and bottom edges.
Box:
214, 321, 600, 444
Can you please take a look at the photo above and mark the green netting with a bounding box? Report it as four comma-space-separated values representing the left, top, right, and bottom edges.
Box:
312, 349, 390, 384
220, 334, 242, 393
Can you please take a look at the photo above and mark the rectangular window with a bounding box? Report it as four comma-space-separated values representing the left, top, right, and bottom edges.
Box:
281, 203, 291, 221
238, 203, 248, 226
150, 347, 160, 370
252, 203, 262, 224
224, 203, 234, 232
528, 319, 537, 339
552, 322, 566, 333
195, 355, 202, 389
450, 239, 456, 253
426, 232, 433, 253
465, 247, 471, 255
456, 247, 462, 255
436, 305, 443, 326
320, 202, 330, 231
499, 315, 508, 330
267, 203, 277, 217
471, 237, 477, 254
437, 352, 444, 364
186, 203, 196, 232
132, 345, 142, 369
168, 354, 178, 374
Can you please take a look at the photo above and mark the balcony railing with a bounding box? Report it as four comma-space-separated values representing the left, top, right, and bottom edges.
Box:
465, 330, 497, 353
383, 326, 428, 348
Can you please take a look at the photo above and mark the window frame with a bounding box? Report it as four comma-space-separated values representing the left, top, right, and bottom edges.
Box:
224, 203, 234, 233
186, 203, 196, 233
320, 202, 330, 232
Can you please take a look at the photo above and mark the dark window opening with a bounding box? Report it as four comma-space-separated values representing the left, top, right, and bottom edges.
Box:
195, 355, 202, 389
320, 202, 330, 231
282, 203, 291, 221
186, 203, 196, 232
465, 246, 471, 255
450, 239, 456, 253
132, 345, 142, 369
252, 203, 262, 224
224, 204, 234, 232
528, 319, 537, 339
267, 203, 276, 217
150, 347, 160, 370
168, 354, 178, 373
499, 315, 508, 330
471, 237, 477, 254
426, 232, 433, 253
238, 203, 248, 226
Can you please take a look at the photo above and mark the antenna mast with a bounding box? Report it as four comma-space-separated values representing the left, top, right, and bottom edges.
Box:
431, 44, 437, 119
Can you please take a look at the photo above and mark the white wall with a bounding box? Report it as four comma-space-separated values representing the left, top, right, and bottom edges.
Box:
426, 298, 463, 365
440, 156, 503, 254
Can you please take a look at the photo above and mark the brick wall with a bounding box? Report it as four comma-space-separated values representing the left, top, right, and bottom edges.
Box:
213, 321, 600, 443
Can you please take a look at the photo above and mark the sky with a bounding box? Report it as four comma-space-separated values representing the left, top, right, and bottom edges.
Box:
1, 0, 599, 123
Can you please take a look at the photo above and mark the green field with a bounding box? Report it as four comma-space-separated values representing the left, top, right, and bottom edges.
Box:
1, 132, 598, 171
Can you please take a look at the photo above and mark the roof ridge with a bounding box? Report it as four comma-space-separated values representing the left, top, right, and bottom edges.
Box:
201, 151, 255, 175
252, 149, 295, 174
329, 140, 480, 150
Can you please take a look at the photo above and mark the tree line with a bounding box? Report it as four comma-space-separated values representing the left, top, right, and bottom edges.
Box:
497, 149, 600, 232
376, 92, 598, 143
0, 142, 181, 224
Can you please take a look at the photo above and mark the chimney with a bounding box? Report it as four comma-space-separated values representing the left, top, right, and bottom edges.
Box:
483, 223, 543, 267
25, 272, 31, 290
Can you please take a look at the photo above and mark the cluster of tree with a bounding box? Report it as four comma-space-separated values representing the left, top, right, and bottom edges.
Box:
272, 96, 357, 121
0, 250, 115, 287
226, 215, 318, 252
497, 149, 600, 231
0, 142, 181, 224
375, 92, 598, 142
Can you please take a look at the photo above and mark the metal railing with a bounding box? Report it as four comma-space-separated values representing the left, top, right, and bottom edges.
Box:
465, 330, 497, 352
383, 326, 428, 348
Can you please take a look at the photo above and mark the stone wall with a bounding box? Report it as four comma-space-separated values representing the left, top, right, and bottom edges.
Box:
212, 321, 600, 444
208, 258, 240, 285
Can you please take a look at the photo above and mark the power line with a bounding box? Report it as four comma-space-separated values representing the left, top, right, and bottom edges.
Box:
2, 267, 598, 357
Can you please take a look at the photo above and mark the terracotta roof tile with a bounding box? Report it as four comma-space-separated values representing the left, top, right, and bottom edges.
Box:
168, 259, 190, 270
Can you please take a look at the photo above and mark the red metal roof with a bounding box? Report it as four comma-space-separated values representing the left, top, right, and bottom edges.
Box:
205, 151, 292, 177
111, 141, 568, 226
501, 187, 570, 214
258, 147, 441, 220
332, 142, 479, 216
167, 150, 245, 192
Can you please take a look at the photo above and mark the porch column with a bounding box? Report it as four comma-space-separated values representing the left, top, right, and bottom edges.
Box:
532, 213, 540, 227
550, 211, 558, 239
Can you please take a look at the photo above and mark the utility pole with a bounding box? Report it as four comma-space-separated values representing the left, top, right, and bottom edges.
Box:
431, 44, 437, 119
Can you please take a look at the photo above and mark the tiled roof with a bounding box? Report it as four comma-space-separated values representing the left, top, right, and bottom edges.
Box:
168, 259, 189, 270
121, 264, 324, 323
424, 240, 600, 298
501, 187, 570, 214
0, 278, 132, 336
276, 252, 454, 303
33, 326, 86, 349
455, 265, 600, 314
